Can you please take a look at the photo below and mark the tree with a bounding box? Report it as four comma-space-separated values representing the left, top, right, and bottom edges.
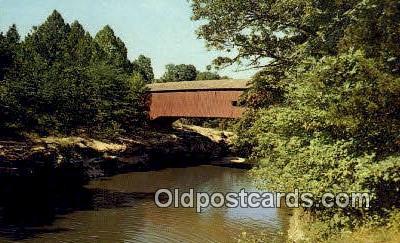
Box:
339, 0, 400, 74
191, 0, 355, 68
191, 0, 400, 77
1, 10, 148, 135
86, 64, 147, 134
132, 54, 154, 83
160, 63, 197, 82
192, 0, 400, 238
4, 10, 74, 132
196, 71, 220, 80
0, 35, 9, 82
65, 21, 103, 67
24, 10, 70, 64
0, 24, 20, 81
94, 25, 132, 73
0, 33, 6, 81
5, 24, 20, 45
0, 25, 21, 130
235, 51, 400, 235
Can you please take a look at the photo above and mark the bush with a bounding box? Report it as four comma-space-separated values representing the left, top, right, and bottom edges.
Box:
235, 51, 400, 234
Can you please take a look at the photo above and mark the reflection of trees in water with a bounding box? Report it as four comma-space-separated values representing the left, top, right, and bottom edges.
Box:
0, 176, 148, 241
0, 166, 291, 242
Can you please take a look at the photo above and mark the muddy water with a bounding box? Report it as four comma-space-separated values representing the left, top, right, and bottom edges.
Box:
0, 164, 290, 243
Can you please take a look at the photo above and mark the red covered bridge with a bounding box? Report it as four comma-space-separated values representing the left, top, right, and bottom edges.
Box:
146, 79, 250, 120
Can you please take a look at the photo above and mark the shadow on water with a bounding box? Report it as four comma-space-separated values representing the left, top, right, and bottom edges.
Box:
0, 164, 291, 242
0, 174, 151, 241
0, 128, 227, 241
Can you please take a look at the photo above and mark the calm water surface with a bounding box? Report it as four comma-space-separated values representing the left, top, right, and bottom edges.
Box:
0, 164, 290, 243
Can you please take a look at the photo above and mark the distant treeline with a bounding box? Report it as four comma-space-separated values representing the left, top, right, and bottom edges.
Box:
156, 64, 228, 83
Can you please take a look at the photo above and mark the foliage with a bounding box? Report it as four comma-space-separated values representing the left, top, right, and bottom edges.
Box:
132, 54, 154, 83
159, 63, 198, 82
237, 52, 400, 234
196, 71, 220, 80
191, 0, 400, 99
0, 24, 19, 81
241, 68, 284, 108
94, 25, 132, 73
191, 0, 400, 238
299, 209, 400, 242
0, 24, 21, 131
179, 118, 235, 131
158, 63, 226, 82
191, 0, 342, 68
0, 10, 150, 136
84, 64, 148, 134
191, 0, 399, 69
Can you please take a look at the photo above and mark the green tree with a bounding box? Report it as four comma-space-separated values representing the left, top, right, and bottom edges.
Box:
66, 21, 104, 67
160, 63, 197, 82
132, 54, 154, 83
1, 10, 148, 135
196, 65, 221, 80
339, 0, 400, 74
0, 24, 20, 81
191, 0, 400, 99
0, 24, 21, 130
5, 24, 20, 44
4, 10, 75, 132
236, 52, 400, 236
196, 71, 220, 80
191, 0, 400, 238
25, 10, 70, 64
86, 64, 147, 134
191, 0, 360, 69
0, 33, 7, 81
94, 25, 132, 73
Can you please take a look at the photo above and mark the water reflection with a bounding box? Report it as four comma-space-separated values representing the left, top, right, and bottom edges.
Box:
0, 165, 290, 243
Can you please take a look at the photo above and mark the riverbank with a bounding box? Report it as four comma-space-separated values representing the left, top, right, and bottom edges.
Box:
0, 124, 246, 182
0, 125, 263, 242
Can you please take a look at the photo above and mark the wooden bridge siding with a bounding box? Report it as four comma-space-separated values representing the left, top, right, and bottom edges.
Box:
149, 90, 244, 119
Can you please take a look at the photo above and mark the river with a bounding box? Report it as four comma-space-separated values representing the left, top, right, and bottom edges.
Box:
0, 164, 290, 242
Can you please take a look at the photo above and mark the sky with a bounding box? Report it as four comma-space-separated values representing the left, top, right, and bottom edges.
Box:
0, 0, 257, 79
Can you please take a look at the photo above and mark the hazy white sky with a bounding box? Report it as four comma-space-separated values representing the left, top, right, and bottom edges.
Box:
0, 0, 257, 79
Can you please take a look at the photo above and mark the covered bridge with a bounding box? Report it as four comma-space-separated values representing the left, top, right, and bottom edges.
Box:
146, 79, 250, 120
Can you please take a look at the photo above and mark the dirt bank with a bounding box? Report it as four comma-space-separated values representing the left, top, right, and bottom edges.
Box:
0, 125, 235, 182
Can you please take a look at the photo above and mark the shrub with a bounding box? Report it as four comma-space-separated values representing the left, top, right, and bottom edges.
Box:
235, 51, 400, 234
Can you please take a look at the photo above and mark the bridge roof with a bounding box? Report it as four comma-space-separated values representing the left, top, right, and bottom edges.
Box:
147, 79, 250, 92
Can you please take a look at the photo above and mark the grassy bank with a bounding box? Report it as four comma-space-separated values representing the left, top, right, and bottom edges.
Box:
286, 209, 400, 243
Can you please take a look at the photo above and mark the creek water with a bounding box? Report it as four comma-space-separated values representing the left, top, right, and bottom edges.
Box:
0, 164, 290, 243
